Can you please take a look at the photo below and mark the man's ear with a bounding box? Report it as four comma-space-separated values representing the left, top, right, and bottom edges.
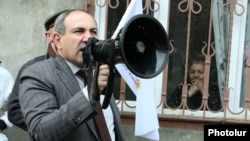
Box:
45, 31, 49, 38
53, 33, 62, 49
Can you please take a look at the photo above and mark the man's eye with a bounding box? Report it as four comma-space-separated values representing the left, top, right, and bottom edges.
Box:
91, 31, 97, 34
75, 30, 82, 33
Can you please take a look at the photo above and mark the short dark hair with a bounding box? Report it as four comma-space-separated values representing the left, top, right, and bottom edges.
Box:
54, 9, 92, 35
44, 10, 69, 31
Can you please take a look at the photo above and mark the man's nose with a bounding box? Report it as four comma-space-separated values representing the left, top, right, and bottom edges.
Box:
83, 31, 92, 42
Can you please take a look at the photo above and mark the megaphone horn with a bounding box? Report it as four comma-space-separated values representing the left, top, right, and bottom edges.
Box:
120, 14, 169, 78
85, 14, 169, 79
83, 14, 169, 108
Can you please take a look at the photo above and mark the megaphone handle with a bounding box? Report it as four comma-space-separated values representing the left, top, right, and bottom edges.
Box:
102, 40, 116, 109
92, 61, 114, 109
101, 71, 114, 109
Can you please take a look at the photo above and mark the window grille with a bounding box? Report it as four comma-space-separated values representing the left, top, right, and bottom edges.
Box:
90, 0, 250, 124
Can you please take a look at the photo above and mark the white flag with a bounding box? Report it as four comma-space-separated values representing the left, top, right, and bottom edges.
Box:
113, 0, 160, 140
112, 0, 160, 140
115, 64, 160, 141
111, 0, 143, 39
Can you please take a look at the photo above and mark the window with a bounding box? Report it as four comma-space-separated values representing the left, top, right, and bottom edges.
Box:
166, 0, 221, 111
93, 0, 250, 122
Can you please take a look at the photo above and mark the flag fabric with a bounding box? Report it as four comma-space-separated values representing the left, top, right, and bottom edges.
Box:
115, 64, 160, 140
112, 1, 160, 140
112, 0, 160, 140
135, 78, 159, 140
111, 0, 143, 39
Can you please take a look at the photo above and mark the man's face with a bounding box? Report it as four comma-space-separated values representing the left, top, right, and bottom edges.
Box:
56, 11, 98, 68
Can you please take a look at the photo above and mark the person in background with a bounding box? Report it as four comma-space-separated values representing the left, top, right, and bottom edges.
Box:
167, 55, 222, 111
0, 61, 14, 141
18, 9, 125, 141
7, 9, 68, 131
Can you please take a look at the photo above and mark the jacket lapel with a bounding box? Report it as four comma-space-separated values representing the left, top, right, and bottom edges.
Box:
54, 56, 80, 96
54, 56, 99, 139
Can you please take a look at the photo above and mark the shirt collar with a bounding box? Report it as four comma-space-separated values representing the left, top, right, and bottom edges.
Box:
65, 60, 81, 75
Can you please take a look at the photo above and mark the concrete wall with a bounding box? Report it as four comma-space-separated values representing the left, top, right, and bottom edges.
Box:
0, 0, 88, 78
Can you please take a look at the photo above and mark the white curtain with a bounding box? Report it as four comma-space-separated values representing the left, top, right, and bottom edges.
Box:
213, 0, 230, 103
241, 1, 250, 106
213, 0, 250, 106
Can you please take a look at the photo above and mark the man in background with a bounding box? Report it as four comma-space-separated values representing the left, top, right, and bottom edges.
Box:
7, 10, 68, 131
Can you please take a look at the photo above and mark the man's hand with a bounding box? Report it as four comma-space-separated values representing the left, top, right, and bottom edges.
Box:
97, 64, 109, 94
